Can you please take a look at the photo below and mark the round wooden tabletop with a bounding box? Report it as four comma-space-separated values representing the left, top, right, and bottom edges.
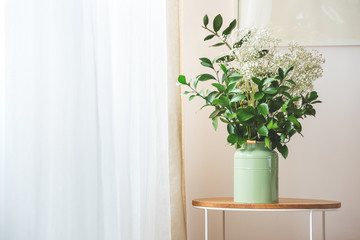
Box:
192, 197, 341, 209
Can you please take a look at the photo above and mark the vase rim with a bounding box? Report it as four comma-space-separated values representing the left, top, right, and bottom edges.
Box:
244, 141, 268, 147
245, 140, 267, 144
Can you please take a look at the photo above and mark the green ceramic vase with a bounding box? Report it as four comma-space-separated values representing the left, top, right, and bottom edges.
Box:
234, 142, 278, 203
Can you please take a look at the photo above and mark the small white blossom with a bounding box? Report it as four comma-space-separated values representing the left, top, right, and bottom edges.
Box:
224, 28, 324, 96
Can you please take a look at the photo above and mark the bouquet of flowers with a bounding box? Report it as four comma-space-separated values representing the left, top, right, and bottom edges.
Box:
178, 14, 325, 158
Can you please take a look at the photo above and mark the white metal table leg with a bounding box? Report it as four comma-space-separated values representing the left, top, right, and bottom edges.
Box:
205, 208, 208, 240
322, 211, 326, 240
310, 210, 313, 240
222, 210, 225, 240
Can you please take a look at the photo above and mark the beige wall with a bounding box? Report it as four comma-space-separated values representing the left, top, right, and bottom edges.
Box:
183, 1, 360, 239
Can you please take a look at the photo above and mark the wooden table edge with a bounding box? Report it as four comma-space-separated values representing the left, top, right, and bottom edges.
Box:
192, 197, 341, 210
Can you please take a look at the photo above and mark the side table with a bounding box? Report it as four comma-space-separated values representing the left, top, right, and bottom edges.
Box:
193, 197, 341, 240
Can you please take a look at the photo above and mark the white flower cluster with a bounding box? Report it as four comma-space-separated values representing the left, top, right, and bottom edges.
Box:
223, 28, 325, 96
273, 42, 325, 95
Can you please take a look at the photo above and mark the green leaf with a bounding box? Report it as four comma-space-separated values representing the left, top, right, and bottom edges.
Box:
268, 97, 284, 112
211, 83, 226, 92
286, 79, 296, 85
198, 73, 216, 81
204, 34, 215, 41
233, 31, 251, 48
278, 86, 290, 93
267, 119, 273, 130
193, 79, 199, 89
257, 125, 268, 137
229, 73, 243, 80
199, 57, 213, 69
228, 73, 242, 85
280, 133, 287, 142
224, 112, 236, 119
220, 95, 230, 107
220, 64, 228, 75
282, 92, 291, 98
203, 14, 209, 27
305, 107, 316, 116
228, 78, 241, 86
293, 108, 306, 115
199, 90, 205, 97
257, 103, 269, 117
282, 95, 301, 112
209, 109, 220, 118
194, 74, 214, 88
230, 94, 246, 103
189, 95, 196, 101
213, 14, 223, 32
258, 49, 269, 58
211, 99, 226, 105
220, 117, 231, 124
181, 91, 191, 96
291, 96, 301, 102
237, 138, 247, 146
278, 68, 285, 80
284, 65, 294, 77
263, 78, 277, 86
227, 82, 236, 91
200, 104, 210, 110
254, 92, 264, 100
286, 123, 294, 132
301, 95, 306, 105
308, 91, 318, 101
212, 117, 218, 131
215, 55, 235, 63
178, 75, 187, 85
281, 99, 290, 112
221, 73, 227, 83
287, 116, 300, 128
277, 144, 288, 159
222, 19, 237, 36
289, 129, 297, 137
264, 87, 277, 94
206, 91, 217, 103
227, 134, 238, 144
200, 61, 213, 68
199, 57, 212, 65
237, 109, 254, 122
254, 115, 266, 126
228, 88, 241, 94
227, 124, 235, 134
251, 77, 262, 86
211, 42, 225, 47
265, 137, 270, 149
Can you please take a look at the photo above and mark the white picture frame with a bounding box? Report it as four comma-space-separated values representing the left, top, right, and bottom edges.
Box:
236, 0, 360, 46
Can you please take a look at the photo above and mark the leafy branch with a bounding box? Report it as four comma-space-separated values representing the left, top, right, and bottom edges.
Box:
178, 14, 322, 159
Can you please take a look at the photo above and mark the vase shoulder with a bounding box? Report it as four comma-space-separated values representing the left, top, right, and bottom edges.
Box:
234, 142, 278, 159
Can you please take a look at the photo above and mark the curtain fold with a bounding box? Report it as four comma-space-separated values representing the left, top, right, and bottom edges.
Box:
0, 0, 186, 239
166, 0, 187, 239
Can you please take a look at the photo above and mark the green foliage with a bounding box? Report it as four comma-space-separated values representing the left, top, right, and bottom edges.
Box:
203, 15, 209, 27
213, 14, 223, 32
178, 14, 322, 159
222, 19, 237, 36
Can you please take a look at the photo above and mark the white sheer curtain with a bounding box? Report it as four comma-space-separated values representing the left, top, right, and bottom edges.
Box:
0, 0, 182, 239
